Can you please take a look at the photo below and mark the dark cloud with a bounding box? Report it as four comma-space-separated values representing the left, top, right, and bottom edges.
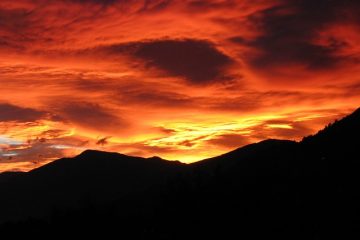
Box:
54, 101, 127, 132
208, 90, 352, 113
0, 103, 47, 122
239, 0, 360, 69
0, 8, 28, 31
66, 0, 117, 4
64, 0, 169, 9
25, 129, 71, 145
0, 8, 30, 50
39, 129, 69, 139
133, 39, 234, 84
96, 136, 111, 146
137, 0, 173, 13
186, 0, 237, 11
115, 89, 195, 108
207, 134, 251, 148
176, 136, 207, 148
338, 82, 360, 97
103, 39, 234, 84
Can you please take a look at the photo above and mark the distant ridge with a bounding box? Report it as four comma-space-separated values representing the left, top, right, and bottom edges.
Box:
1, 107, 360, 239
302, 107, 360, 145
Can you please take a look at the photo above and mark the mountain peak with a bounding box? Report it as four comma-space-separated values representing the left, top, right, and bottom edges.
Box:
301, 107, 360, 152
147, 156, 164, 161
76, 149, 126, 159
352, 107, 360, 116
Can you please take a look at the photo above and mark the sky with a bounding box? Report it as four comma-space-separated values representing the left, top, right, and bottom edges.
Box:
1, 0, 360, 172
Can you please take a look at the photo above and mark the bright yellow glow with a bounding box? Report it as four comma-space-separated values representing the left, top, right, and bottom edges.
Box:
266, 124, 293, 129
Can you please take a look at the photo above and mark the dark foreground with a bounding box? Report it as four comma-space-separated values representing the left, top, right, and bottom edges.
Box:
1, 108, 360, 239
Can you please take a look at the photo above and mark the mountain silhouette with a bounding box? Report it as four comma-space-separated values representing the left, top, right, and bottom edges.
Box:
0, 150, 184, 224
0, 107, 360, 239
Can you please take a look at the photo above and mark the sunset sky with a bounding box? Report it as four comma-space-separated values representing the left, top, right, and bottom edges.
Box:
1, 0, 360, 172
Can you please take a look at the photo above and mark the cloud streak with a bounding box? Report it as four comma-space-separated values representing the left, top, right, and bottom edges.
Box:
0, 103, 48, 122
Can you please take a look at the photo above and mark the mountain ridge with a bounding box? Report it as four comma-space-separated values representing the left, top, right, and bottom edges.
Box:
2, 107, 358, 176
0, 107, 360, 238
